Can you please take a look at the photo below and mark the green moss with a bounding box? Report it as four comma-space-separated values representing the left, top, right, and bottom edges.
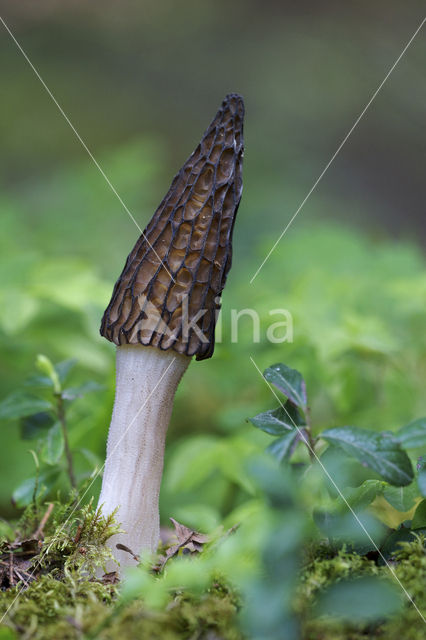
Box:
1, 500, 424, 640
1, 573, 114, 639
0, 498, 241, 640
299, 545, 378, 602
99, 591, 241, 640
378, 537, 426, 640
300, 536, 426, 640
1, 574, 241, 640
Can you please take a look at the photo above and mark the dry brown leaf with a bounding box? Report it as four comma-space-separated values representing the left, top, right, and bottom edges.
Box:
154, 518, 209, 572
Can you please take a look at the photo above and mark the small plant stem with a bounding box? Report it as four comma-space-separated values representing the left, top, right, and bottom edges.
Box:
304, 406, 316, 463
31, 454, 39, 509
56, 393, 76, 489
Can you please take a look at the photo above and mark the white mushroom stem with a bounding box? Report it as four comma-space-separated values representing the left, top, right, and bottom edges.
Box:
98, 344, 190, 570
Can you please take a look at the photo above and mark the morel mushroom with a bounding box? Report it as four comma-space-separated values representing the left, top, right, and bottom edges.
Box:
98, 94, 244, 568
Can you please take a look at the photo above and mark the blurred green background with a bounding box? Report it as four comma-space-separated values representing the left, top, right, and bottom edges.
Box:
0, 1, 425, 525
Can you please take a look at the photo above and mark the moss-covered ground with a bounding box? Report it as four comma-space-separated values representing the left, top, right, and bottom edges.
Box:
0, 500, 425, 640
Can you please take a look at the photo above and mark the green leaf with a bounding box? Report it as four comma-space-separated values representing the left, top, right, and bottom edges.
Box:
417, 457, 426, 497
249, 400, 305, 436
340, 479, 384, 511
13, 476, 40, 507
23, 374, 53, 390
379, 525, 417, 561
383, 482, 418, 512
313, 509, 388, 553
321, 426, 413, 486
42, 422, 64, 465
12, 468, 60, 508
320, 446, 378, 499
395, 417, 426, 449
36, 354, 61, 394
20, 411, 54, 440
0, 392, 52, 421
62, 380, 103, 401
315, 576, 402, 622
263, 363, 307, 410
412, 499, 426, 529
267, 429, 302, 463
55, 359, 77, 384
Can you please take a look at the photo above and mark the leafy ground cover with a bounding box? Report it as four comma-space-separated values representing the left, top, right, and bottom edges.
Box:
0, 357, 425, 639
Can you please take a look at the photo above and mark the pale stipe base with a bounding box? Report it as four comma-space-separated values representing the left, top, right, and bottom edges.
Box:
98, 344, 190, 571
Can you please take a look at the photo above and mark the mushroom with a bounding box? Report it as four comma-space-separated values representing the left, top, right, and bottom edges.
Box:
98, 94, 244, 569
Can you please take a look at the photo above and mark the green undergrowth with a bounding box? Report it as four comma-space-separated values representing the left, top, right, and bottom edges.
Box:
0, 498, 242, 640
0, 575, 241, 640
0, 499, 425, 640
300, 538, 426, 640
1, 356, 426, 638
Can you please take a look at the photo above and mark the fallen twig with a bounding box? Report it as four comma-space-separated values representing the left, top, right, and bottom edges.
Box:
34, 502, 54, 539
14, 568, 29, 588
9, 552, 13, 587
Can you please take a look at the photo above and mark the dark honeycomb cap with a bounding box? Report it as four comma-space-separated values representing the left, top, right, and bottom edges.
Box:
100, 94, 244, 360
